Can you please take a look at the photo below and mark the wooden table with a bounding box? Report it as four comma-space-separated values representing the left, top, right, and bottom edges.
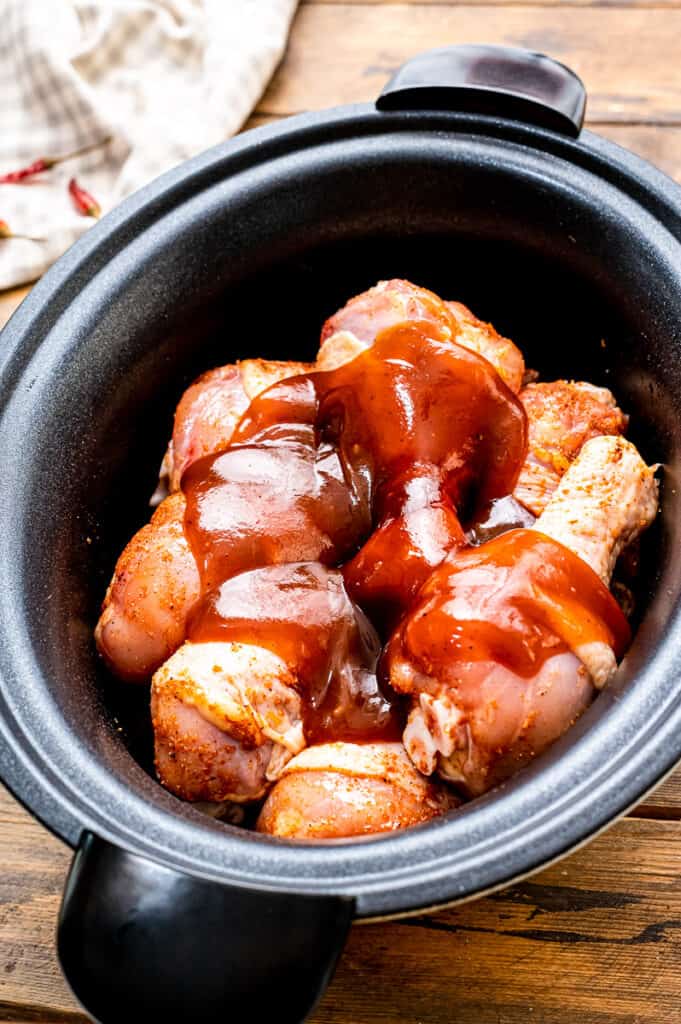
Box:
2, 3, 681, 1021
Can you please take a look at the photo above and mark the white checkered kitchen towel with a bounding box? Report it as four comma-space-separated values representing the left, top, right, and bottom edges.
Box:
0, 0, 299, 289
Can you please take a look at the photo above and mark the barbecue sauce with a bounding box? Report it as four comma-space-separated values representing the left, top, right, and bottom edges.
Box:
182, 320, 626, 747
189, 562, 399, 744
383, 529, 631, 691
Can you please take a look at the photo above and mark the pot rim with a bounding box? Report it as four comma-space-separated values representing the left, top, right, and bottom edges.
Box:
2, 103, 681, 919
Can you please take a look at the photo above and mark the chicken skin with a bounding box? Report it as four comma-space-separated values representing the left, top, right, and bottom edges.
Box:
95, 493, 200, 683
99, 361, 314, 680
256, 742, 458, 840
317, 279, 525, 392
535, 434, 659, 586
445, 301, 524, 394
514, 381, 628, 515
163, 358, 313, 493
150, 563, 396, 803
319, 279, 455, 349
152, 641, 303, 802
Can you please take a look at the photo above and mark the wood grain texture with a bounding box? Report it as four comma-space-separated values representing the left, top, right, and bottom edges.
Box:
0, 789, 81, 1020
262, 5, 681, 123
319, 817, 681, 1023
596, 124, 681, 181
2, 781, 681, 1023
635, 767, 681, 816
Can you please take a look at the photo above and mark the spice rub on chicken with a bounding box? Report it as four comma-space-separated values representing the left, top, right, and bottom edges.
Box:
256, 742, 458, 840
96, 278, 659, 839
151, 562, 398, 804
514, 380, 628, 516
389, 435, 657, 797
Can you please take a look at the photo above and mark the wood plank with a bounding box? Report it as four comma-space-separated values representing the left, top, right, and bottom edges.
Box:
0, 286, 29, 330
635, 766, 681, 816
0, 789, 83, 1019
597, 124, 681, 182
3, 781, 681, 1023
319, 819, 681, 1023
262, 5, 681, 123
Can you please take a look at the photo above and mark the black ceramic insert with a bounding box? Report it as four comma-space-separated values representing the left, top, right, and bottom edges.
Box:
1, 45, 681, 1024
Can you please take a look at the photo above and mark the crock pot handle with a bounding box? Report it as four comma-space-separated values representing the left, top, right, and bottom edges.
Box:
57, 832, 354, 1024
376, 44, 586, 137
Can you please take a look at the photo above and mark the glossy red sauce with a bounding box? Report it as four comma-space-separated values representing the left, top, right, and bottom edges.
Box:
184, 320, 631, 747
383, 529, 631, 689
182, 423, 365, 594
189, 562, 400, 743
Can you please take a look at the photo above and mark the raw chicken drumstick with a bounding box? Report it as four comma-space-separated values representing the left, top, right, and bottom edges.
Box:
319, 282, 627, 522
317, 279, 525, 393
256, 742, 458, 840
162, 358, 313, 494
151, 563, 397, 802
152, 639, 302, 802
387, 435, 658, 797
535, 434, 658, 586
95, 493, 200, 683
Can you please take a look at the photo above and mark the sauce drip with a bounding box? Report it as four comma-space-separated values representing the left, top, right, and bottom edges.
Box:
465, 494, 536, 546
383, 529, 631, 689
342, 464, 466, 631
183, 321, 530, 744
189, 562, 400, 743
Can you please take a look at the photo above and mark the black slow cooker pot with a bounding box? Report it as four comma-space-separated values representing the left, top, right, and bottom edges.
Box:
1, 45, 680, 1024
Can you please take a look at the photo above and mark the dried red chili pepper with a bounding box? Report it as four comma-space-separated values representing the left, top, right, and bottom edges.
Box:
0, 158, 53, 185
0, 136, 111, 185
0, 219, 44, 242
68, 177, 101, 218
